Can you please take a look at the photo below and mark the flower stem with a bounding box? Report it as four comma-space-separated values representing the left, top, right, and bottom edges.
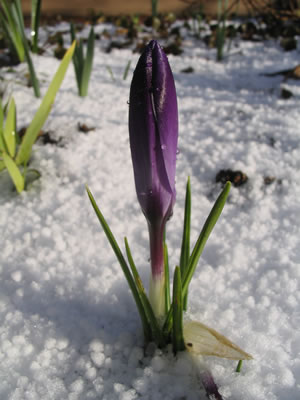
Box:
148, 221, 165, 319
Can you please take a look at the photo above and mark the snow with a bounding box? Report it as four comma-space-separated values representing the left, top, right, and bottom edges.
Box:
0, 23, 300, 400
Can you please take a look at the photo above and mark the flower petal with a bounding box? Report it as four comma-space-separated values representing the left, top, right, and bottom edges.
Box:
183, 320, 253, 360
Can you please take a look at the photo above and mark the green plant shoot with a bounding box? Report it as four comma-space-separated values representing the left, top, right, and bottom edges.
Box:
31, 0, 42, 53
70, 23, 95, 97
16, 41, 76, 166
0, 42, 76, 192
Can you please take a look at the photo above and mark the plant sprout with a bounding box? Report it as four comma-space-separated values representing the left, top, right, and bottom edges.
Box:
0, 42, 76, 192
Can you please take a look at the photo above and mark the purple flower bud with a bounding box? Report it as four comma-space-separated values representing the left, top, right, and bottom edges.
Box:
129, 40, 178, 318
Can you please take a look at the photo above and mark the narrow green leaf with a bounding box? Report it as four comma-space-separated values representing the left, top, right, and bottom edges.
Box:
2, 152, 24, 193
0, 160, 5, 172
181, 182, 231, 298
0, 100, 5, 152
31, 0, 42, 53
179, 177, 191, 310
80, 27, 94, 97
172, 266, 185, 354
16, 41, 76, 166
0, 0, 25, 61
3, 98, 16, 157
0, 134, 5, 153
164, 241, 170, 313
70, 24, 82, 92
106, 66, 115, 81
86, 186, 152, 342
13, 0, 40, 97
236, 360, 243, 373
123, 60, 131, 80
125, 237, 164, 345
163, 182, 231, 335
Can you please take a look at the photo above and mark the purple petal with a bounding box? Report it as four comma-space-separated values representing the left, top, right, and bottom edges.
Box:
129, 40, 178, 224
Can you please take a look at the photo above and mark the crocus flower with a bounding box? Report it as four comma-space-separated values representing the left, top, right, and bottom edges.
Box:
129, 40, 178, 319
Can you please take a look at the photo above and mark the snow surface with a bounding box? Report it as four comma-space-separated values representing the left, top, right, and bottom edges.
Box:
0, 25, 300, 400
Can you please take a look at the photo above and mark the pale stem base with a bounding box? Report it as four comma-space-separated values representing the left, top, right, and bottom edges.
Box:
149, 274, 165, 320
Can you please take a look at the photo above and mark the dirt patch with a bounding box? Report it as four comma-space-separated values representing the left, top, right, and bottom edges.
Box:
21, 0, 253, 17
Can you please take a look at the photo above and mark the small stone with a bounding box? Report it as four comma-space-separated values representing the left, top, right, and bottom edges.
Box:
280, 88, 293, 99
216, 169, 248, 187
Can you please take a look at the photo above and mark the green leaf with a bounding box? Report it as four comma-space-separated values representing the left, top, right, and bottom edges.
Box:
0, 0, 25, 62
3, 98, 16, 157
13, 0, 40, 98
172, 266, 185, 354
86, 186, 152, 342
163, 182, 231, 335
70, 24, 82, 92
179, 177, 191, 310
181, 181, 231, 298
31, 0, 42, 53
164, 241, 170, 313
236, 360, 243, 372
15, 41, 76, 166
80, 27, 94, 96
123, 60, 131, 80
0, 100, 5, 152
125, 237, 163, 345
2, 152, 24, 192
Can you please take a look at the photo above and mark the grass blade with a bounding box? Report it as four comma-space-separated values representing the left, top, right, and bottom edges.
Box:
80, 27, 94, 96
179, 177, 191, 310
2, 152, 24, 192
164, 241, 171, 313
172, 266, 185, 354
86, 186, 152, 342
70, 24, 82, 91
163, 182, 231, 335
3, 97, 16, 157
125, 237, 164, 344
13, 0, 40, 97
31, 0, 42, 53
0, 0, 25, 61
182, 182, 231, 297
123, 60, 131, 80
106, 66, 115, 81
15, 41, 76, 166
0, 100, 6, 151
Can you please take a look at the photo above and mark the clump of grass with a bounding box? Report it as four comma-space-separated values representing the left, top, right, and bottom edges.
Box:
0, 0, 41, 97
0, 42, 76, 193
70, 23, 95, 97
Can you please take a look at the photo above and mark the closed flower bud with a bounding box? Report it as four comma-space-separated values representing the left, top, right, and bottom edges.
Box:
129, 40, 178, 318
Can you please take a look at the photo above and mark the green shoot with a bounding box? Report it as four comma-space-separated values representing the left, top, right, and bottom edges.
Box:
106, 66, 115, 82
2, 152, 24, 193
172, 266, 185, 354
125, 237, 164, 345
3, 98, 16, 158
179, 177, 191, 310
0, 0, 25, 62
236, 360, 243, 372
16, 41, 76, 166
216, 0, 229, 61
0, 0, 40, 97
0, 42, 75, 193
31, 0, 42, 54
123, 60, 131, 80
86, 186, 153, 342
163, 182, 231, 335
164, 241, 171, 313
70, 23, 95, 97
